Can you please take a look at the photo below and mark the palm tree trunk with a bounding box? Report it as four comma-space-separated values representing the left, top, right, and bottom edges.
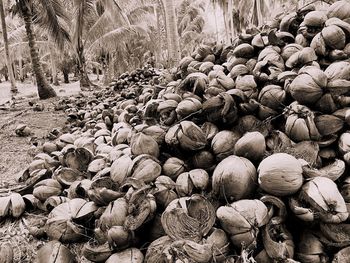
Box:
212, 0, 219, 43
153, 5, 161, 66
77, 44, 94, 89
162, 0, 181, 67
49, 37, 59, 86
0, 0, 17, 93
228, 0, 234, 42
19, 57, 23, 82
222, 1, 230, 44
21, 3, 56, 99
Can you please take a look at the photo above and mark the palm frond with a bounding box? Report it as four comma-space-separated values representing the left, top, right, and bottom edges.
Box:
0, 40, 55, 63
86, 24, 149, 58
6, 24, 26, 43
34, 0, 71, 49
72, 0, 97, 49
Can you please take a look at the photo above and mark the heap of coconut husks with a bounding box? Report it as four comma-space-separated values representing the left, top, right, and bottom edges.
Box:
2, 1, 350, 262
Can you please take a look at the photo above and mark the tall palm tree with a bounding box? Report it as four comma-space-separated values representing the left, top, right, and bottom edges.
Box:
0, 0, 17, 92
13, 0, 70, 99
162, 0, 180, 66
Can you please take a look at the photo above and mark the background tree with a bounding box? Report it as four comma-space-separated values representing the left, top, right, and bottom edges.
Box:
12, 0, 70, 99
0, 0, 17, 92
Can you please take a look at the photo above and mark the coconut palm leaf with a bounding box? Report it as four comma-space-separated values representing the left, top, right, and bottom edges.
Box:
86, 24, 149, 58
33, 0, 70, 49
71, 0, 97, 49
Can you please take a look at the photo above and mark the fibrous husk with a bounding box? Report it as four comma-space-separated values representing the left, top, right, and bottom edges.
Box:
105, 248, 144, 263
212, 155, 257, 201
110, 154, 132, 185
327, 0, 350, 20
63, 147, 93, 172
234, 131, 266, 162
319, 223, 350, 248
43, 196, 70, 212
144, 236, 173, 263
130, 132, 159, 158
321, 25, 346, 50
258, 153, 303, 196
45, 198, 98, 242
165, 121, 207, 151
302, 159, 345, 181
289, 72, 325, 105
202, 92, 238, 126
175, 169, 209, 196
258, 85, 286, 110
152, 176, 178, 209
99, 197, 128, 231
127, 154, 161, 183
124, 186, 157, 231
296, 230, 328, 263
285, 102, 322, 142
162, 157, 187, 180
82, 241, 113, 263
175, 97, 202, 119
35, 241, 75, 263
332, 246, 350, 263
262, 217, 295, 261
87, 177, 123, 206
290, 177, 348, 223
216, 199, 269, 250
52, 167, 84, 187
161, 194, 215, 242
33, 179, 62, 202
211, 130, 241, 161
107, 226, 134, 250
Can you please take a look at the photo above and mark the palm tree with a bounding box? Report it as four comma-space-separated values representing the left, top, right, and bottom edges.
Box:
12, 0, 70, 99
0, 0, 17, 92
162, 0, 180, 66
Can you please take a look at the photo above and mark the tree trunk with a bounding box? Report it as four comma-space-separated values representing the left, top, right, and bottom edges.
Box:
63, 70, 69, 83
77, 44, 94, 89
21, 4, 56, 99
153, 5, 162, 66
19, 58, 24, 82
212, 0, 219, 43
49, 38, 59, 86
163, 0, 181, 67
228, 0, 234, 42
222, 1, 230, 44
0, 0, 17, 92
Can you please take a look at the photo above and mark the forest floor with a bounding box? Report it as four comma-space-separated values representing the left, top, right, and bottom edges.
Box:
0, 76, 101, 262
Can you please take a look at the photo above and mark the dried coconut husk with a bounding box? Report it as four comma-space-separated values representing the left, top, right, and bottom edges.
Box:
82, 241, 112, 263
124, 186, 157, 231
296, 230, 328, 263
35, 240, 75, 263
262, 217, 295, 261
45, 198, 98, 243
63, 147, 93, 172
105, 248, 144, 263
161, 194, 215, 242
318, 223, 350, 248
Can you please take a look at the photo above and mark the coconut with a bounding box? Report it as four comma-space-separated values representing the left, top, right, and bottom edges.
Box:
234, 131, 266, 162
161, 195, 215, 242
217, 199, 269, 249
212, 155, 257, 201
258, 153, 303, 196
211, 130, 241, 161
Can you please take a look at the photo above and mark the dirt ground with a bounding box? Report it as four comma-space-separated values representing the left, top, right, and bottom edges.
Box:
0, 79, 98, 262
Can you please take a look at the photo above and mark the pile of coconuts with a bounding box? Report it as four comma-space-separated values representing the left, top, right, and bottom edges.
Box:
3, 1, 350, 262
